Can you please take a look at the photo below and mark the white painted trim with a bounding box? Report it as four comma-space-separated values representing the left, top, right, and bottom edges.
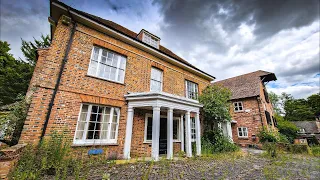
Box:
123, 107, 134, 159
73, 104, 120, 146
52, 2, 215, 81
237, 127, 248, 138
234, 101, 244, 112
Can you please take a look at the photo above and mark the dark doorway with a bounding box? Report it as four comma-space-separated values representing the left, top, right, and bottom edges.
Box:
159, 118, 167, 154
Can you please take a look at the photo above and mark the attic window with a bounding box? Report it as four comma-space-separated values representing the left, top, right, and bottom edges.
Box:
142, 33, 159, 48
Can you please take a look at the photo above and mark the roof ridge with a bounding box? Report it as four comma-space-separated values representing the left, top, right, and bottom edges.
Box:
214, 70, 272, 83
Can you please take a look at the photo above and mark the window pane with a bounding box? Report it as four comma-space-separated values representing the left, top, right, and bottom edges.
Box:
92, 47, 99, 60
75, 131, 84, 140
76, 121, 86, 131
79, 113, 87, 122
112, 56, 118, 67
173, 120, 178, 140
110, 124, 117, 139
87, 131, 94, 139
101, 131, 108, 139
147, 117, 153, 140
82, 105, 89, 113
88, 60, 98, 75
110, 67, 116, 80
93, 131, 100, 139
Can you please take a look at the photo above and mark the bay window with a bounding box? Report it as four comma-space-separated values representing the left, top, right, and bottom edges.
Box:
88, 46, 126, 83
74, 104, 120, 145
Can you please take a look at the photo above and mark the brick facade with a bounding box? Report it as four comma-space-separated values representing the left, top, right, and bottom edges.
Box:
230, 83, 276, 147
19, 16, 211, 157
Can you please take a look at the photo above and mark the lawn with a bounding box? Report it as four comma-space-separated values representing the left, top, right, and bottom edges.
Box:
43, 151, 320, 180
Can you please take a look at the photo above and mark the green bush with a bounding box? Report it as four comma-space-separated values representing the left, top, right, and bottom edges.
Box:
257, 128, 278, 143
310, 145, 320, 157
9, 132, 86, 180
288, 144, 311, 154
277, 119, 299, 143
263, 142, 277, 158
202, 129, 239, 154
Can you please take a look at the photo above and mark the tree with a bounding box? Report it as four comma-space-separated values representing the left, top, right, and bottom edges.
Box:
307, 93, 320, 118
269, 91, 281, 114
284, 98, 315, 121
0, 41, 33, 106
199, 84, 232, 130
20, 34, 51, 66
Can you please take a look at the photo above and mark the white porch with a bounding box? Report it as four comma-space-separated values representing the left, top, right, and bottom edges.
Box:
123, 92, 202, 161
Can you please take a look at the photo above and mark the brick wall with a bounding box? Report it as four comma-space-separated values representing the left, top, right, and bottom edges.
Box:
230, 81, 276, 147
19, 16, 210, 157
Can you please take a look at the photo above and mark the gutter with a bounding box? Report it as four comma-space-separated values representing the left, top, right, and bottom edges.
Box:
40, 9, 77, 141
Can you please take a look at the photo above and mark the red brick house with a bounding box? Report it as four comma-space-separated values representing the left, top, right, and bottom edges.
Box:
19, 1, 215, 160
214, 71, 277, 147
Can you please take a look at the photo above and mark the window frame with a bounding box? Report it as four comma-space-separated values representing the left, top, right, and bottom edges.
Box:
73, 103, 120, 145
87, 46, 127, 84
237, 127, 248, 138
142, 33, 159, 48
144, 113, 181, 143
185, 80, 199, 100
233, 102, 244, 112
150, 67, 163, 92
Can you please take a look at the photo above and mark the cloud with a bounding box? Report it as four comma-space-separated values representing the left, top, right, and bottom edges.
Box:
0, 0, 319, 99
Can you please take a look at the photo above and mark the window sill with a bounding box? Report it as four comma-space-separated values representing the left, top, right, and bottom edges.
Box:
86, 74, 125, 85
238, 137, 249, 139
71, 143, 119, 147
234, 111, 244, 113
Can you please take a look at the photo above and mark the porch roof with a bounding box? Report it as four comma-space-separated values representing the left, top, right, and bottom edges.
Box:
125, 92, 203, 112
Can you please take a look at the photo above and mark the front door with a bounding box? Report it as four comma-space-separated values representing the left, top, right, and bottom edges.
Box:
159, 118, 167, 154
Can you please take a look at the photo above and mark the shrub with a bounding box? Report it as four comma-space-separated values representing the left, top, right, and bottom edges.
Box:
202, 129, 239, 154
277, 119, 299, 143
288, 144, 311, 154
263, 142, 277, 158
257, 128, 278, 143
310, 145, 320, 157
10, 132, 75, 179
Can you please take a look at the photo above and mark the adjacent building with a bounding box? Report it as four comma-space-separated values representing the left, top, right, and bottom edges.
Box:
19, 1, 215, 160
292, 120, 320, 145
214, 71, 277, 147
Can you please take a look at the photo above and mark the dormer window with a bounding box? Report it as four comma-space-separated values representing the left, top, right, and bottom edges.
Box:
138, 29, 160, 49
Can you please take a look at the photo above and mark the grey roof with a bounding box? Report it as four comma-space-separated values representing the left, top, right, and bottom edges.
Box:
213, 70, 277, 100
292, 121, 319, 133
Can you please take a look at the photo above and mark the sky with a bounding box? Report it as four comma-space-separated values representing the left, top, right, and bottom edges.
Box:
0, 0, 319, 99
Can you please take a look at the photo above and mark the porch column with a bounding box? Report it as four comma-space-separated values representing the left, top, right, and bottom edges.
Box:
195, 112, 201, 156
151, 106, 161, 161
123, 107, 134, 159
226, 121, 233, 142
167, 108, 173, 159
180, 114, 184, 151
185, 111, 192, 157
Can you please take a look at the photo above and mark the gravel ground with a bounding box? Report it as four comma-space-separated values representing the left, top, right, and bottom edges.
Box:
45, 152, 320, 180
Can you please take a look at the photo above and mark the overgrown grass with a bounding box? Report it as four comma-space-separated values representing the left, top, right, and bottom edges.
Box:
9, 132, 115, 180
311, 145, 320, 157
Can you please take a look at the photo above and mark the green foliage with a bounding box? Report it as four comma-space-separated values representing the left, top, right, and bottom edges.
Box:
288, 144, 311, 154
199, 85, 232, 127
307, 93, 320, 117
310, 145, 320, 157
284, 98, 314, 121
263, 142, 277, 158
0, 41, 33, 106
0, 95, 29, 146
202, 129, 239, 154
269, 91, 281, 114
257, 128, 278, 143
276, 117, 299, 143
9, 133, 72, 180
20, 34, 51, 66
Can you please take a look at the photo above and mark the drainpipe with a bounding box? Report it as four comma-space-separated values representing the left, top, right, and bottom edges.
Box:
40, 9, 77, 141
